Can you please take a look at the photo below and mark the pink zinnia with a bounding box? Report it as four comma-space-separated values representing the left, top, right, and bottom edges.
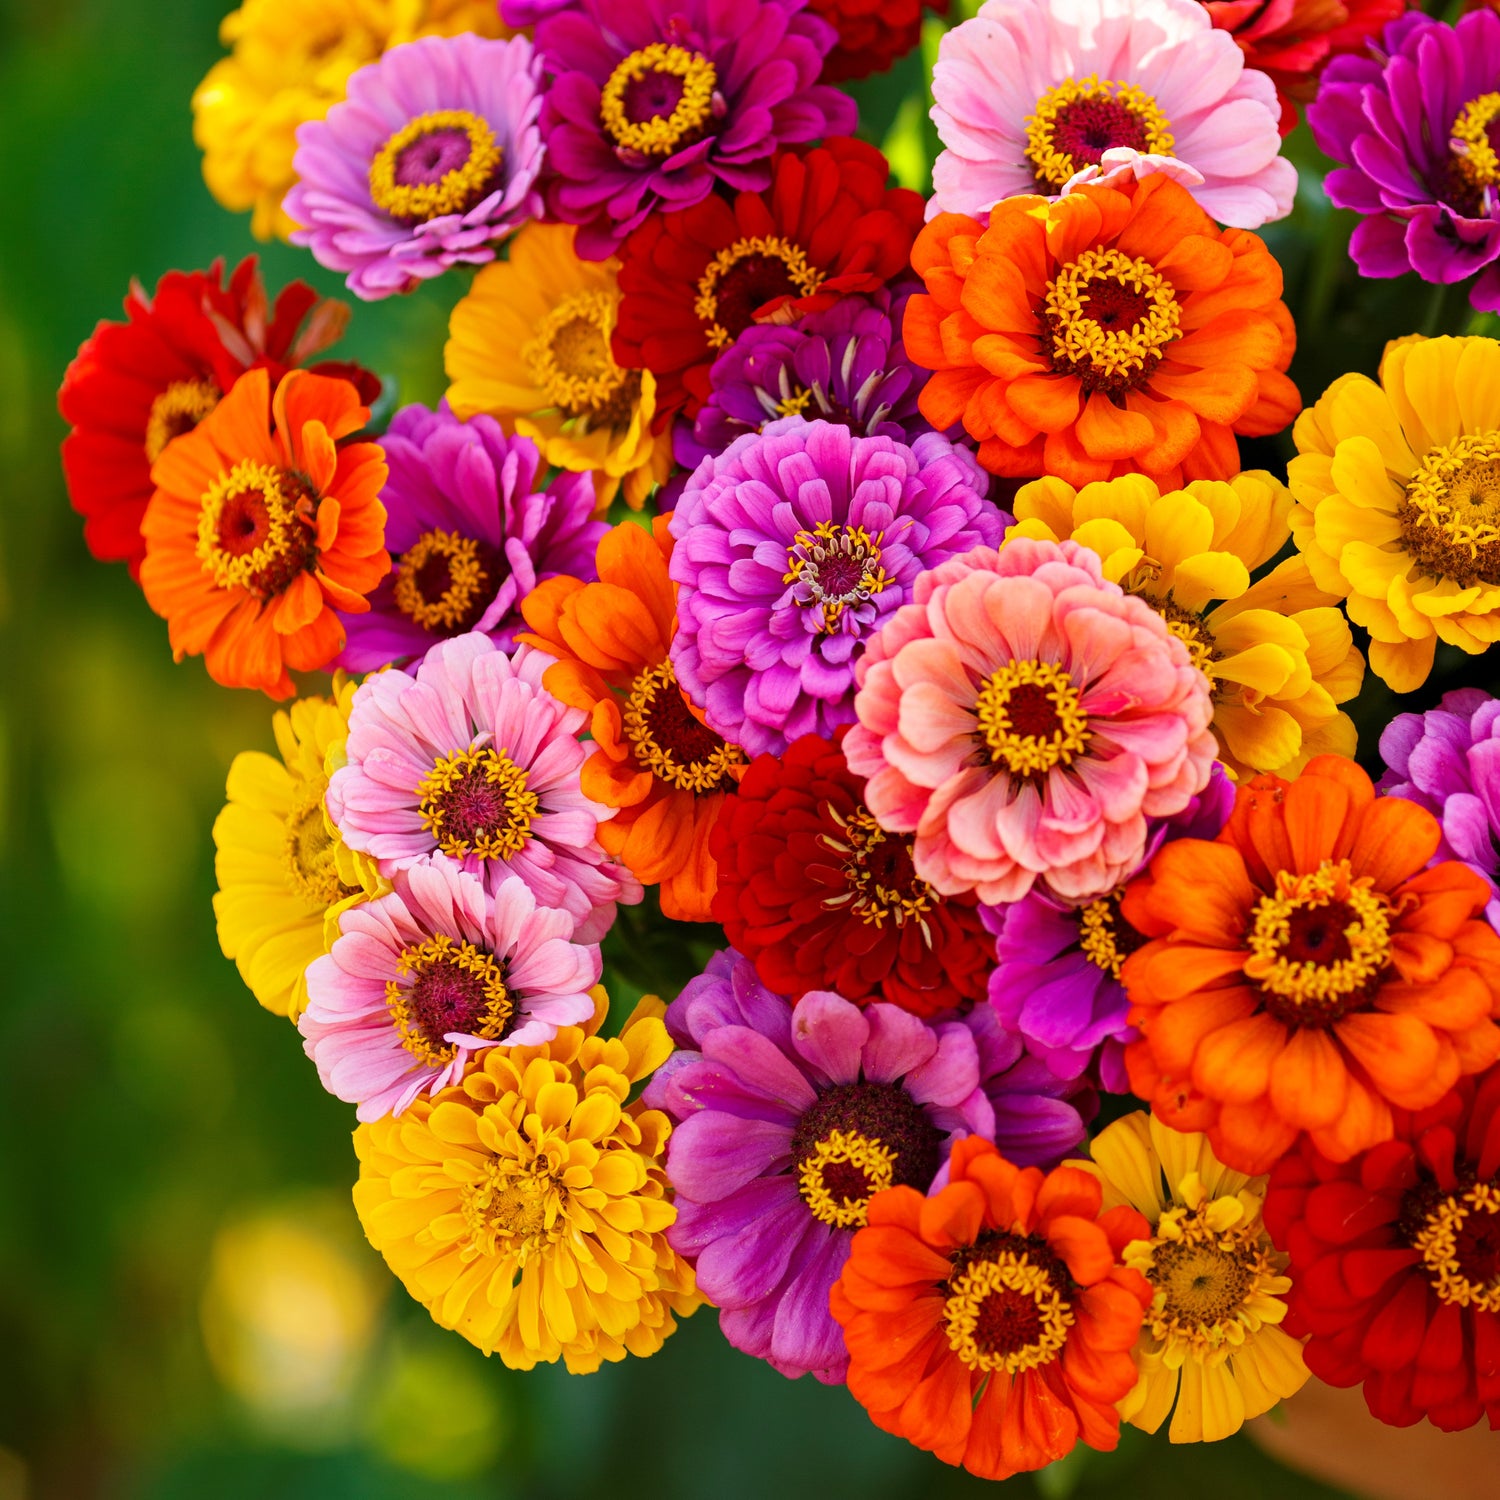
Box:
300, 858, 600, 1120
326, 632, 640, 943
929, 0, 1296, 230
845, 538, 1216, 905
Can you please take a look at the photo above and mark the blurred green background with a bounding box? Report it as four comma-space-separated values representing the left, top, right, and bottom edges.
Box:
0, 0, 1471, 1495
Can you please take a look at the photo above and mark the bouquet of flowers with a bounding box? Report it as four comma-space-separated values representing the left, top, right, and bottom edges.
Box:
56, 0, 1500, 1481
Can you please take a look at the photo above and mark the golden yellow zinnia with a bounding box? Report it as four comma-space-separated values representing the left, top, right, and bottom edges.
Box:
1289, 334, 1500, 693
1007, 471, 1364, 779
192, 0, 503, 241
1075, 1111, 1308, 1444
445, 222, 671, 513
352, 994, 700, 1372
213, 675, 385, 1019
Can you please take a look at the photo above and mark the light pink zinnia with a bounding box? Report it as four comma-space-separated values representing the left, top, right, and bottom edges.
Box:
326, 632, 640, 943
929, 0, 1296, 230
300, 858, 600, 1121
845, 538, 1216, 906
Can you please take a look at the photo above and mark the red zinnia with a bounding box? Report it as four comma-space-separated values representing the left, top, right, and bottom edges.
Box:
809, 0, 949, 82
611, 138, 925, 425
1265, 1066, 1500, 1431
710, 732, 994, 1017
58, 257, 376, 577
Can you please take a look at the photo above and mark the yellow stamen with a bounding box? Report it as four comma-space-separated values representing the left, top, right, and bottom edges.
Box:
694, 236, 825, 352
522, 289, 640, 428
368, 110, 502, 222
797, 1128, 897, 1228
1025, 75, 1175, 190
783, 520, 891, 631
1451, 94, 1500, 188
283, 785, 348, 908
943, 1251, 1074, 1374
415, 746, 539, 861
195, 459, 312, 596
1400, 431, 1500, 588
974, 659, 1091, 777
1079, 894, 1128, 979
621, 661, 744, 794
145, 379, 219, 462
1045, 248, 1181, 389
460, 1158, 559, 1263
821, 805, 936, 932
394, 529, 489, 632
1413, 1182, 1500, 1311
385, 932, 512, 1068
599, 44, 718, 158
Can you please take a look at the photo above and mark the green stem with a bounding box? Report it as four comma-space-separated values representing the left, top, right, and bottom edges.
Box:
1420, 279, 1466, 338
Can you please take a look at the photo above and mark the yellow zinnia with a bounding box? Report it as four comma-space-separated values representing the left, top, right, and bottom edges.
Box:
1007, 471, 1364, 779
353, 994, 701, 1372
1075, 1112, 1308, 1444
213, 675, 385, 1019
1289, 334, 1500, 692
192, 0, 503, 241
445, 222, 671, 513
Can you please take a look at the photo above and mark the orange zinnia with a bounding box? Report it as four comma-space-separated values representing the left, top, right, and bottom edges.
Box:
140, 367, 389, 698
1122, 756, 1500, 1176
518, 518, 745, 921
904, 173, 1299, 488
830, 1136, 1152, 1482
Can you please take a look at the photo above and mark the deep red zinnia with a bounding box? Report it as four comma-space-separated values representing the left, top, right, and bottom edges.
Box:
1265, 1066, 1500, 1431
709, 731, 995, 1018
58, 257, 377, 577
611, 138, 925, 425
808, 0, 949, 82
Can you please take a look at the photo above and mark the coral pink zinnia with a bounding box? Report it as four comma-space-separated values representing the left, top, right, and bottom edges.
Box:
845, 538, 1216, 906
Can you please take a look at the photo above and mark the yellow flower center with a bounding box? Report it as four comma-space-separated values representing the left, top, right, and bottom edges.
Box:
196, 459, 316, 597
776, 387, 814, 418
386, 932, 513, 1067
621, 661, 744, 794
460, 1158, 559, 1264
1399, 431, 1500, 589
368, 110, 503, 223
695, 236, 826, 352
145, 378, 220, 462
283, 784, 347, 908
974, 659, 1091, 777
1411, 1181, 1500, 1311
394, 529, 495, 633
1155, 599, 1221, 678
943, 1242, 1075, 1374
1078, 890, 1145, 980
415, 745, 539, 860
819, 806, 937, 932
1025, 75, 1175, 190
784, 520, 891, 631
797, 1129, 898, 1229
1244, 859, 1394, 1025
599, 43, 718, 158
522, 289, 641, 428
1451, 93, 1500, 191
1044, 248, 1181, 395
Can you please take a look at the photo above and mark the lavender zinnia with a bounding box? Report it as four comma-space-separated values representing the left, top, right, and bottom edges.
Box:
642, 949, 1089, 1383
668, 417, 1004, 757
338, 404, 605, 673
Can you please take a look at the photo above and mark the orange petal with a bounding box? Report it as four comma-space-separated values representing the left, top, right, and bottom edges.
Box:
1268, 1025, 1349, 1130
1348, 797, 1441, 890
1335, 1012, 1442, 1104
1190, 1012, 1286, 1104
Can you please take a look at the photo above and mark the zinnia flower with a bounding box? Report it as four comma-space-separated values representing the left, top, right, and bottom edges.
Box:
445, 222, 670, 512
846, 537, 1218, 906
1309, 11, 1500, 314
1122, 757, 1500, 1176
337, 402, 605, 673
518, 519, 745, 923
58, 257, 371, 577
930, 0, 1296, 229
286, 34, 544, 300
806, 0, 947, 82
139, 367, 390, 699
327, 632, 640, 943
1007, 470, 1365, 779
1288, 335, 1500, 694
192, 0, 503, 241
710, 730, 996, 1018
982, 766, 1236, 1092
212, 676, 385, 1019
644, 951, 1090, 1382
353, 992, 701, 1370
906, 174, 1300, 487
1080, 1111, 1308, 1442
300, 858, 600, 1119
1204, 0, 1402, 133
528, 0, 854, 260
669, 418, 1003, 757
1265, 1066, 1500, 1430
830, 1136, 1152, 1480
1381, 691, 1500, 932
673, 288, 932, 478
613, 138, 926, 423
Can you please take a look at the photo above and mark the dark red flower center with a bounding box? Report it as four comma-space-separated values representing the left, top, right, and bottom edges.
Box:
387, 934, 512, 1067
696, 236, 826, 351
395, 127, 474, 186
621, 661, 744, 794
196, 461, 317, 598
415, 747, 540, 861
394, 528, 502, 635
943, 1230, 1077, 1373
1049, 96, 1153, 169
624, 70, 685, 124
1002, 682, 1064, 737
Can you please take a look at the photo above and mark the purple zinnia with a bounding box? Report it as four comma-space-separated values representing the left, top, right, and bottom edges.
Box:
337, 403, 605, 672
1380, 689, 1500, 932
286, 34, 545, 300
642, 949, 1089, 1383
1310, 10, 1500, 311
668, 417, 1004, 757
980, 764, 1237, 1092
673, 288, 931, 476
524, 0, 855, 260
